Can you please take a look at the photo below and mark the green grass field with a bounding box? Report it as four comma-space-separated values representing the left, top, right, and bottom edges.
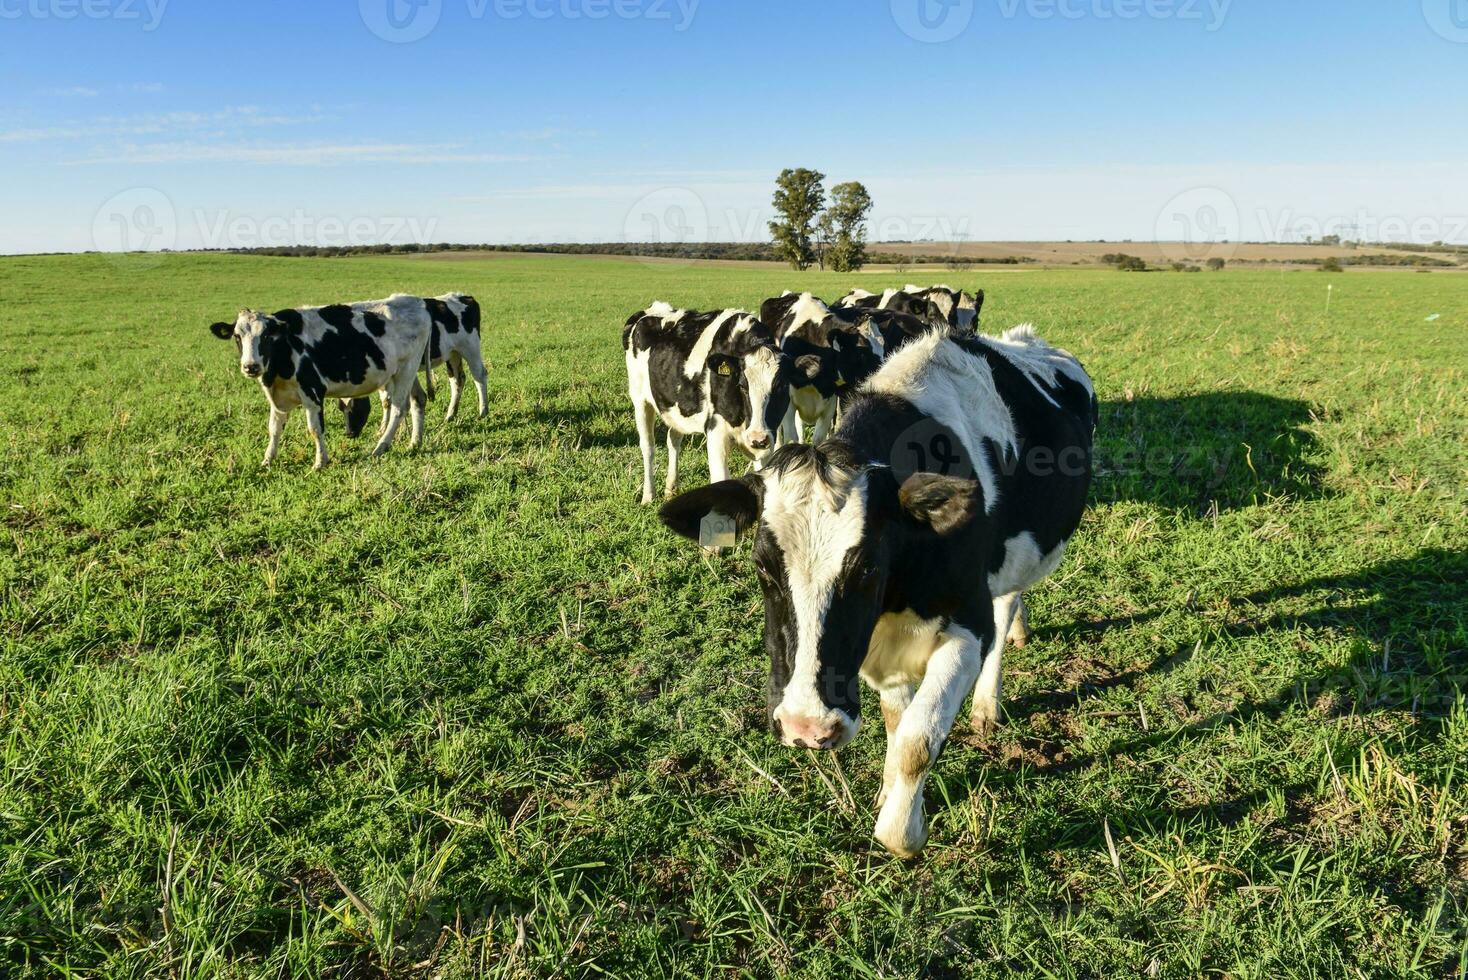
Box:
2, 253, 1466, 978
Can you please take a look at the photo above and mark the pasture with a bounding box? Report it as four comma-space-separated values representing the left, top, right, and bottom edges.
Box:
2, 253, 1466, 978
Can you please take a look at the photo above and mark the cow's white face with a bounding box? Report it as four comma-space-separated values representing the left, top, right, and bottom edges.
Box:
659, 444, 982, 752
741, 346, 786, 456
209, 310, 279, 380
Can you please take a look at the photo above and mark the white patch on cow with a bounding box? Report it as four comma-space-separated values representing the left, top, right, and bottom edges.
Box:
646, 300, 678, 319
979, 324, 1094, 408
761, 460, 869, 734
784, 293, 831, 335
683, 309, 742, 379
862, 331, 1017, 513
878, 288, 903, 309
987, 531, 1068, 597
838, 289, 875, 308
861, 610, 945, 690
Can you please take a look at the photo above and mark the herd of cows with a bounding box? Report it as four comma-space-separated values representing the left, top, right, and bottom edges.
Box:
207, 283, 1097, 857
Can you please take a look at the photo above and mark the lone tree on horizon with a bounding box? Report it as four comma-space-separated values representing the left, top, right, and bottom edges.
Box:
769, 168, 826, 270
826, 181, 873, 273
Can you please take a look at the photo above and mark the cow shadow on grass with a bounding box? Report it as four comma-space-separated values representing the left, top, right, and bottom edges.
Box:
1093, 391, 1324, 513
940, 547, 1466, 930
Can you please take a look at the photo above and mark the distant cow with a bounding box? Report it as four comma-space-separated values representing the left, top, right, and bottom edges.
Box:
660, 324, 1095, 856
624, 302, 790, 504
209, 294, 435, 469
838, 284, 983, 330
339, 293, 488, 437
759, 292, 886, 444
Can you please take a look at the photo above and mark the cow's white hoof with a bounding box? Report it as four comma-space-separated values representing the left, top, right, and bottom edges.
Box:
639, 492, 654, 506
874, 801, 928, 859
971, 699, 1000, 736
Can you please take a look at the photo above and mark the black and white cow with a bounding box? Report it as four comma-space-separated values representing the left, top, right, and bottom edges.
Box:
760, 292, 886, 445
624, 302, 791, 504
339, 293, 488, 437
209, 294, 435, 469
659, 324, 1095, 856
838, 284, 984, 331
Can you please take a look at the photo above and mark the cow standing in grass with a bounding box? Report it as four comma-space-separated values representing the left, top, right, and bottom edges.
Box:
209, 294, 434, 470
624, 302, 791, 504
660, 325, 1095, 856
339, 293, 488, 438
838, 284, 984, 331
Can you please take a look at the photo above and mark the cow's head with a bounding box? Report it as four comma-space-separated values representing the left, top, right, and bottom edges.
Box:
209, 310, 294, 381
706, 335, 790, 460
660, 443, 981, 751
828, 319, 885, 391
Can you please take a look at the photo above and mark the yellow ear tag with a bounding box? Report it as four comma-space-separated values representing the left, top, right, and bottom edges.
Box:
717, 362, 733, 377
700, 512, 737, 551
836, 375, 848, 388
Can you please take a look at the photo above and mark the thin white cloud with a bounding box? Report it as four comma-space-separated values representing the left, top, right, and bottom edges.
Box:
64, 142, 541, 166
0, 106, 326, 144
44, 86, 101, 98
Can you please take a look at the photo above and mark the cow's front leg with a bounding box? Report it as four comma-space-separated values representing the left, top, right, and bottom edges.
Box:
373, 395, 408, 457
706, 427, 731, 484
1008, 595, 1031, 648
632, 399, 657, 504
811, 397, 838, 444
664, 430, 684, 498
972, 592, 1021, 735
263, 407, 288, 467
876, 683, 916, 808
304, 403, 329, 471
875, 625, 986, 858
444, 354, 464, 422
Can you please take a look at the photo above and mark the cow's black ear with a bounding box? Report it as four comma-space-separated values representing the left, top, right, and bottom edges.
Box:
973, 290, 985, 314
659, 476, 762, 543
897, 472, 982, 536
209, 321, 234, 340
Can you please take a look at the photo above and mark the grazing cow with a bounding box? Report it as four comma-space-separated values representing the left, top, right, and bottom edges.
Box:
339, 293, 488, 437
208, 294, 435, 469
659, 324, 1095, 856
624, 302, 791, 504
760, 292, 886, 445
838, 284, 984, 330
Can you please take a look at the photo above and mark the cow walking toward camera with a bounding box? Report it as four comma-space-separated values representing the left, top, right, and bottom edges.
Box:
660, 325, 1095, 856
209, 294, 435, 470
624, 302, 791, 504
339, 293, 488, 438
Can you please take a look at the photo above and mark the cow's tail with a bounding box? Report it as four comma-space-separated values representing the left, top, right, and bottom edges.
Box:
421, 322, 437, 402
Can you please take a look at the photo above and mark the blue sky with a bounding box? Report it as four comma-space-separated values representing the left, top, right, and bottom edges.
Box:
2, 0, 1465, 253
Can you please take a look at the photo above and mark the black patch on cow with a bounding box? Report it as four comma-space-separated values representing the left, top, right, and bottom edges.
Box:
425, 298, 461, 335
272, 308, 305, 334
458, 296, 481, 334
318, 305, 355, 333
311, 311, 387, 386
361, 311, 387, 337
